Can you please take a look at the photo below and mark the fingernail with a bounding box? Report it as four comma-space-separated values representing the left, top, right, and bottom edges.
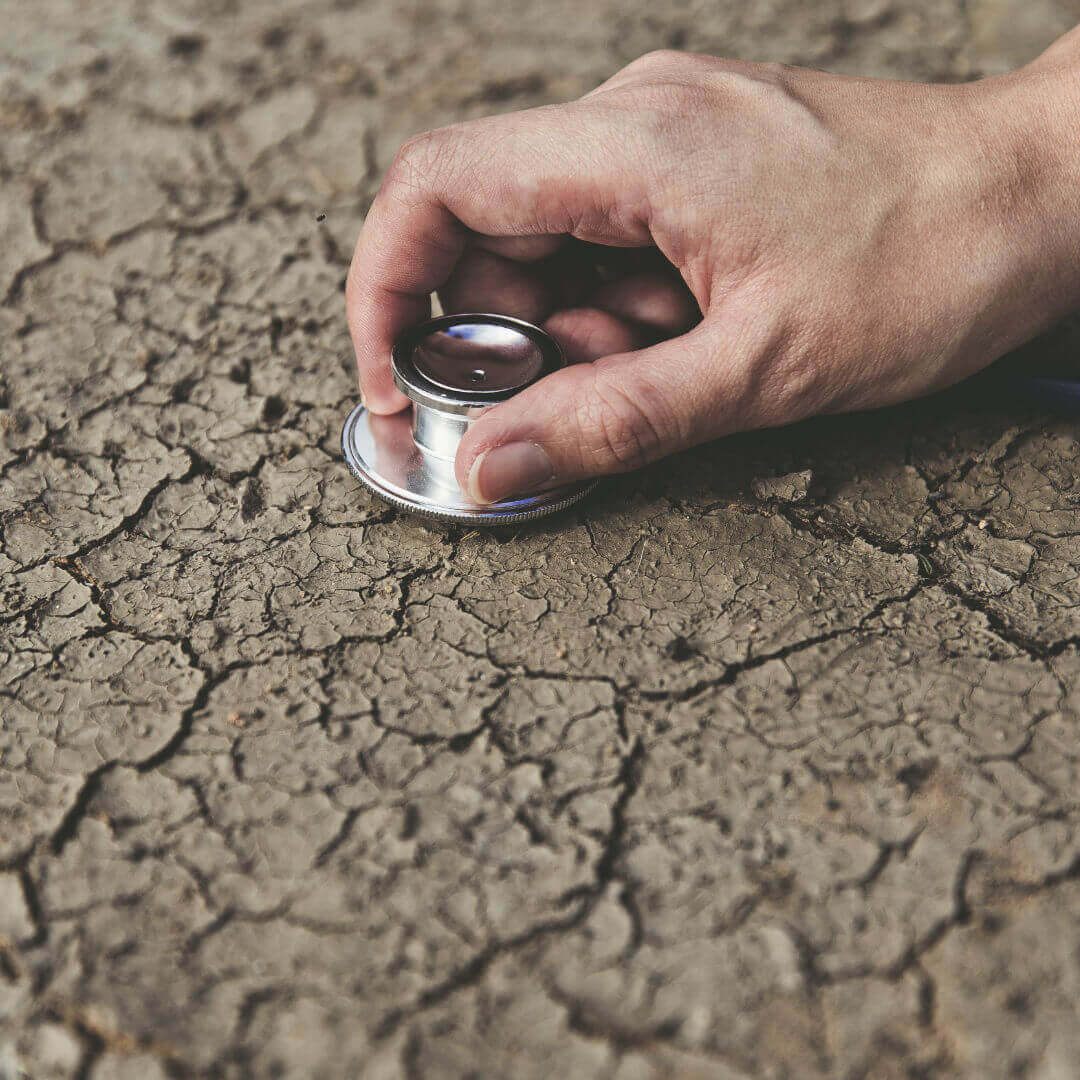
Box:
467, 442, 554, 503
359, 388, 368, 409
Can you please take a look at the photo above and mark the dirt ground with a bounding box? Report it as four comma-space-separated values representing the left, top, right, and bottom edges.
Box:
4, 1, 1080, 1077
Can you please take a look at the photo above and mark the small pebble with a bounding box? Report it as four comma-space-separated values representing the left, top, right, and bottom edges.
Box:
752, 468, 812, 504
978, 519, 988, 530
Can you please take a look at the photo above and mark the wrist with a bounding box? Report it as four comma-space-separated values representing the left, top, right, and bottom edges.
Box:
963, 62, 1080, 347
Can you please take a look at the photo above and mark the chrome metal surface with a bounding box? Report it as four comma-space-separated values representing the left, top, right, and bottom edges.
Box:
341, 404, 595, 525
342, 313, 595, 525
411, 403, 469, 461
390, 313, 565, 415
412, 321, 545, 394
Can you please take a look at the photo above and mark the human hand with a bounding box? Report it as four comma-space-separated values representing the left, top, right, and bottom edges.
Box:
346, 46, 1080, 504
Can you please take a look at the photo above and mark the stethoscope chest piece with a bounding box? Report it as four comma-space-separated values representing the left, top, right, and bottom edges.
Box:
342, 313, 595, 524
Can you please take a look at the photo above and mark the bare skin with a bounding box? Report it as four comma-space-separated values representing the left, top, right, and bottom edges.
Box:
346, 35, 1080, 504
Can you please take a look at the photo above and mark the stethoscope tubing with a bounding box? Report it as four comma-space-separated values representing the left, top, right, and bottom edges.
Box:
1009, 377, 1080, 411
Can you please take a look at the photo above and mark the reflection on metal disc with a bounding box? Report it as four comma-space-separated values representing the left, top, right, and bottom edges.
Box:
413, 322, 545, 394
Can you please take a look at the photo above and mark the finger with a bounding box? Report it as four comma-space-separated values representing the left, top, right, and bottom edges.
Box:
346, 192, 464, 412
473, 234, 566, 261
346, 107, 652, 410
590, 271, 701, 335
544, 307, 647, 365
589, 243, 674, 280
456, 322, 740, 501
438, 248, 554, 324
444, 241, 605, 323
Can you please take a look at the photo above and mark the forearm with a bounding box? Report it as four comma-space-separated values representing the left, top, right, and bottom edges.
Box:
972, 32, 1080, 346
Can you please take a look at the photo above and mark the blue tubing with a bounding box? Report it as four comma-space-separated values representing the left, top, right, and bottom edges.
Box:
1010, 377, 1080, 411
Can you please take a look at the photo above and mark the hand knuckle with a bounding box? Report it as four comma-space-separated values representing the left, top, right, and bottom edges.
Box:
758, 59, 795, 82
629, 48, 685, 72
628, 78, 709, 117
576, 367, 669, 473
384, 128, 449, 193
704, 63, 804, 113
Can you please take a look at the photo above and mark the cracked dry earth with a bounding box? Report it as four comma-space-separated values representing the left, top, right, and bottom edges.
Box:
5, 2, 1080, 1079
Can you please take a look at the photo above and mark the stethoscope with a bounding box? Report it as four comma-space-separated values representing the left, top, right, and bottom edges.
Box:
1010, 377, 1080, 411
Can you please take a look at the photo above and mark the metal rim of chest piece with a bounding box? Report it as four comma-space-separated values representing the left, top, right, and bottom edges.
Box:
341, 313, 596, 525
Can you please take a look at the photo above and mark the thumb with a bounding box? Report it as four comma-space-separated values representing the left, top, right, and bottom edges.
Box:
454, 322, 744, 503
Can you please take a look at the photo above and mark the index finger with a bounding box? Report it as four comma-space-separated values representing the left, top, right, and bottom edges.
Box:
345, 184, 466, 412
345, 107, 651, 412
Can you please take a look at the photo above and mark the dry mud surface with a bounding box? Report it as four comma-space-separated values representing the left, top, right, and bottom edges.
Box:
4, 1, 1080, 1077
